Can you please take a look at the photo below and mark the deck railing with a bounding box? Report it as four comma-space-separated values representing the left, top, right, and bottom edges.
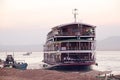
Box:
47, 32, 95, 39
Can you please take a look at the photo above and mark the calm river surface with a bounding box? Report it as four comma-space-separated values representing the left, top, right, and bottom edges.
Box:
0, 51, 120, 74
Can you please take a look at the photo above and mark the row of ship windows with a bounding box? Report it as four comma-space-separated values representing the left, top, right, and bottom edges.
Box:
44, 42, 95, 51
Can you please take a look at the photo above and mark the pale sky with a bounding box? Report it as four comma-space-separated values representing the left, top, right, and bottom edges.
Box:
0, 0, 120, 45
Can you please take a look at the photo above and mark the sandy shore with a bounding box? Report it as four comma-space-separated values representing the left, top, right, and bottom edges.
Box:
0, 68, 115, 80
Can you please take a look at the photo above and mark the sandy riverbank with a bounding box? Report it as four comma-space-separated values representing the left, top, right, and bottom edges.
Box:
0, 68, 115, 80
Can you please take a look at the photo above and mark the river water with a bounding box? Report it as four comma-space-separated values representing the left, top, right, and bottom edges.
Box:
0, 51, 120, 74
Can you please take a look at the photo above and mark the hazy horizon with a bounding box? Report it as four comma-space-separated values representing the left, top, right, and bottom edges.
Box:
0, 0, 120, 46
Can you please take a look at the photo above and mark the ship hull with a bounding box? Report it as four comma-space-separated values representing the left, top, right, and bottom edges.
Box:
44, 60, 95, 66
44, 61, 95, 70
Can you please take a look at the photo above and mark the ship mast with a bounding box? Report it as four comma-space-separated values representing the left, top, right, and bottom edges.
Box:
72, 8, 78, 23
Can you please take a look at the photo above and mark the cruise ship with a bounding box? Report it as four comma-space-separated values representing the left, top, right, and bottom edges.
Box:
43, 9, 96, 67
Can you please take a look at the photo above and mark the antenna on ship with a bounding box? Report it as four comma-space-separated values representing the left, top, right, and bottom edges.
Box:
72, 8, 78, 23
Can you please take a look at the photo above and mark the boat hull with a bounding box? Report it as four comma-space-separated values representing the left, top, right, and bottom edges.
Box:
58, 62, 95, 66
43, 60, 95, 70
43, 62, 95, 71
13, 63, 28, 70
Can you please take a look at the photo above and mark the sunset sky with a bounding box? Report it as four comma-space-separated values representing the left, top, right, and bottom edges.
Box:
0, 0, 120, 45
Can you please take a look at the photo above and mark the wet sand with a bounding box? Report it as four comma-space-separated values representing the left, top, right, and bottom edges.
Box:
0, 68, 114, 80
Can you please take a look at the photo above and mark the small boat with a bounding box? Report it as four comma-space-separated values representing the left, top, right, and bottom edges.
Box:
23, 52, 32, 56
4, 55, 28, 70
13, 61, 28, 70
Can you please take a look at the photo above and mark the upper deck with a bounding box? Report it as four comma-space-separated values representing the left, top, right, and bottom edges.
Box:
47, 23, 96, 39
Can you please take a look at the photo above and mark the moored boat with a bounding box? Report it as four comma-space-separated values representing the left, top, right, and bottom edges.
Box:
4, 55, 28, 70
23, 52, 32, 56
43, 9, 96, 68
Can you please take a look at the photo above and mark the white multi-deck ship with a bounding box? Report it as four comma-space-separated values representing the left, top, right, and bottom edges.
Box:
43, 9, 96, 67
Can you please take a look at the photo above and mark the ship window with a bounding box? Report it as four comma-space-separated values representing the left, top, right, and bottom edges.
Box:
72, 27, 78, 32
62, 28, 67, 32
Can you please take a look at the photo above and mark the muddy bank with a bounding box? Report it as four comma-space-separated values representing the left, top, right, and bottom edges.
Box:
0, 68, 111, 80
